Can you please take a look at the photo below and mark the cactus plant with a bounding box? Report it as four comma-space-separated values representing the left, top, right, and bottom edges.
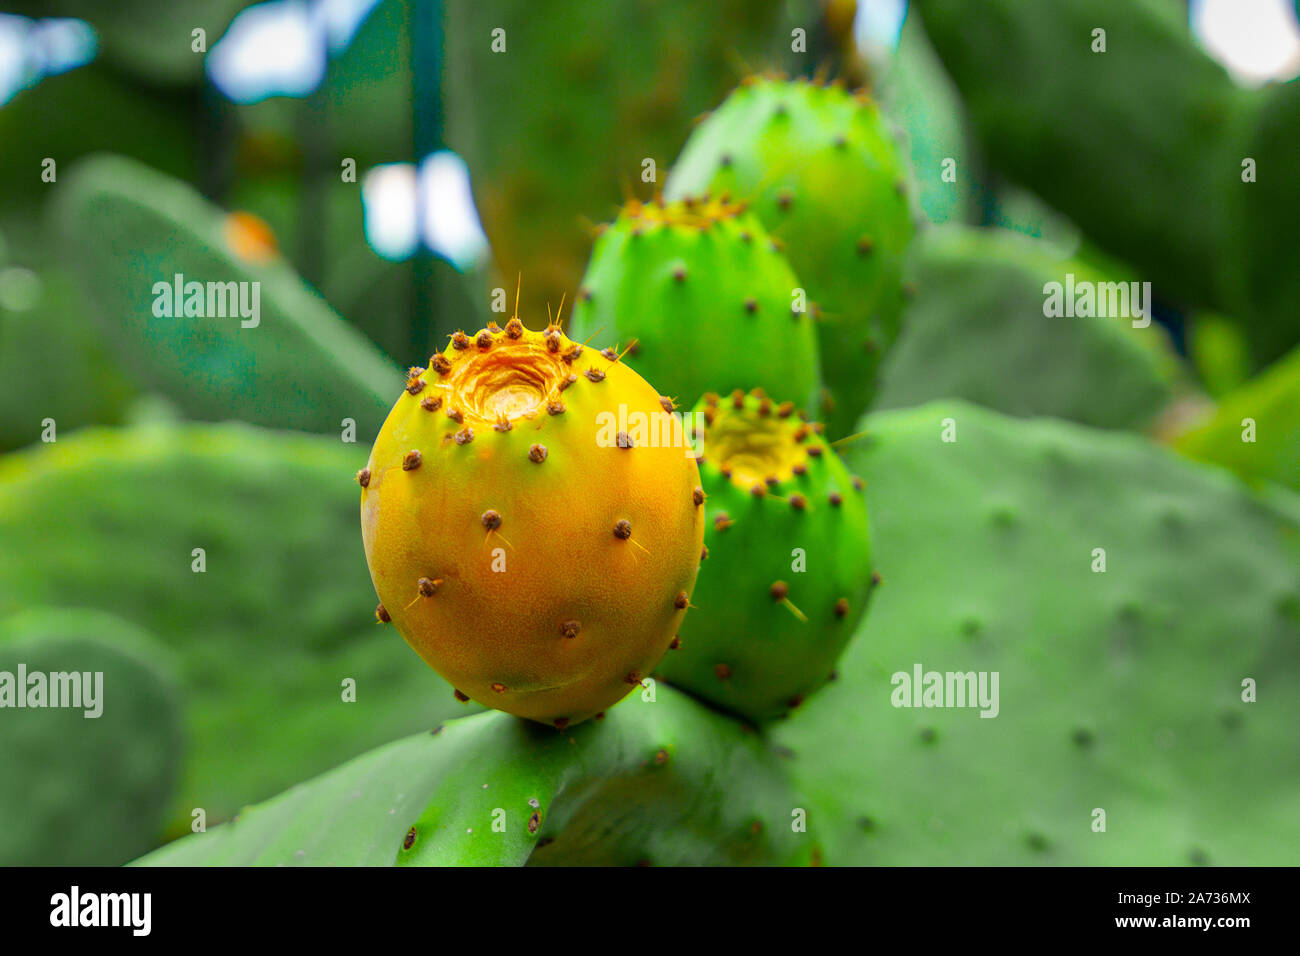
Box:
567, 196, 822, 412
0, 607, 183, 866
135, 684, 817, 866
0, 421, 465, 826
875, 226, 1182, 431
666, 74, 915, 437
52, 155, 403, 438
362, 319, 706, 727
775, 400, 1300, 864
655, 389, 874, 721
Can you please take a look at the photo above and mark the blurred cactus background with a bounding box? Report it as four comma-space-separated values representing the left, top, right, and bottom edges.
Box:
0, 0, 1297, 867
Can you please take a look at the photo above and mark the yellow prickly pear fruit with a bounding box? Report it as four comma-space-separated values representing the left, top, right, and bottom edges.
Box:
360, 317, 706, 727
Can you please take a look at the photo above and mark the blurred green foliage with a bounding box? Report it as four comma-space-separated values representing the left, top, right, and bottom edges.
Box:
444, 0, 817, 318
876, 226, 1182, 430
914, 0, 1298, 367
0, 422, 469, 830
1176, 344, 1300, 492
0, 607, 184, 866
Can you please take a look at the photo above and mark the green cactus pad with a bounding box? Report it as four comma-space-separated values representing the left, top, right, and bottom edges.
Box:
666, 75, 916, 438
776, 401, 1300, 864
134, 685, 817, 866
1174, 344, 1300, 492
911, 0, 1292, 363
0, 607, 183, 865
51, 154, 402, 438
875, 226, 1181, 431
567, 197, 822, 412
0, 421, 464, 829
655, 390, 874, 722
443, 0, 815, 317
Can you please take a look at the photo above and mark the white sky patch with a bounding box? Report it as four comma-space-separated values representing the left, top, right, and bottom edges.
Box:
206, 0, 381, 104
418, 151, 488, 271
317, 0, 382, 55
362, 163, 420, 261
207, 1, 325, 103
1191, 0, 1300, 85
362, 153, 488, 270
27, 17, 97, 77
854, 0, 908, 55
0, 14, 96, 107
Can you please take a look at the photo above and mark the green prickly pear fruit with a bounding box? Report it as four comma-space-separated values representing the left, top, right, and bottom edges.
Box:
567, 195, 822, 413
655, 389, 875, 721
666, 75, 916, 438
361, 317, 706, 728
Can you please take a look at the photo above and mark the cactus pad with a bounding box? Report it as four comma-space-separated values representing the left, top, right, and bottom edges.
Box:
135, 685, 817, 866
876, 226, 1180, 431
1174, 344, 1300, 492
0, 422, 462, 826
776, 401, 1300, 864
52, 155, 402, 437
0, 607, 183, 865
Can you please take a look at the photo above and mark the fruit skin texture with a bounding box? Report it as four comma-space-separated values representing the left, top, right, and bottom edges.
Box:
361, 320, 706, 727
655, 390, 875, 722
567, 196, 822, 413
666, 76, 915, 438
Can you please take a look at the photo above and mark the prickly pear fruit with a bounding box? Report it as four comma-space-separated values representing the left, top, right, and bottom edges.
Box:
567, 196, 822, 413
666, 75, 915, 437
361, 318, 706, 727
655, 389, 874, 721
